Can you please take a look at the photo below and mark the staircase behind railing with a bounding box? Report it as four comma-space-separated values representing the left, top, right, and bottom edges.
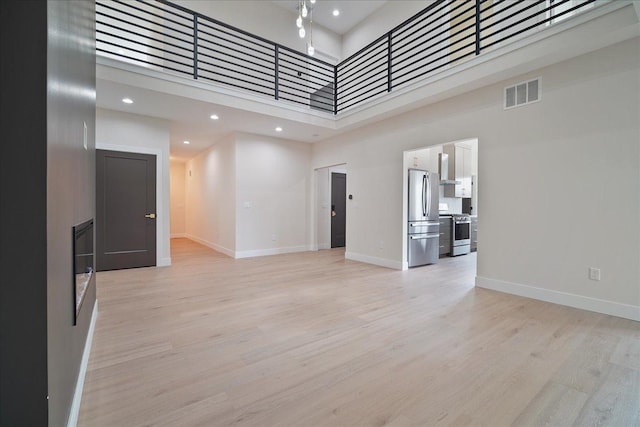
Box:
96, 0, 598, 115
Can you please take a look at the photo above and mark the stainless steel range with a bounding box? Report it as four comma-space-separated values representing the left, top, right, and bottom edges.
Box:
451, 214, 471, 256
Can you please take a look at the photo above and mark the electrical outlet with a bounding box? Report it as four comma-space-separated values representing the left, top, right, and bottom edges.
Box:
379, 240, 384, 249
588, 267, 601, 281
271, 234, 277, 241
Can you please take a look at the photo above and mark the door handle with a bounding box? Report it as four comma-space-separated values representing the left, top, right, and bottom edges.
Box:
410, 234, 438, 240
145, 213, 156, 219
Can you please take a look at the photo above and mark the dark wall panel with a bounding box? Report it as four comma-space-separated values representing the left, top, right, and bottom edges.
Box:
0, 1, 97, 425
0, 1, 49, 425
46, 1, 97, 426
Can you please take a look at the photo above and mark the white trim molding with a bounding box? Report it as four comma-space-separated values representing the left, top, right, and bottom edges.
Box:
170, 233, 187, 239
185, 234, 235, 258
235, 245, 309, 259
184, 235, 312, 259
345, 252, 402, 270
476, 276, 640, 322
67, 299, 98, 427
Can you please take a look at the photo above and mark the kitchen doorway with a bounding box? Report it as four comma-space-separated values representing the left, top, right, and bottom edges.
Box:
315, 164, 347, 250
401, 140, 478, 269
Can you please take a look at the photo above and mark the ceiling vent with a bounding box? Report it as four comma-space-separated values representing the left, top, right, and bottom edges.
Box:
504, 78, 540, 109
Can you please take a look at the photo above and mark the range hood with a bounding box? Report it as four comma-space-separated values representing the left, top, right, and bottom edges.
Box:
438, 153, 461, 185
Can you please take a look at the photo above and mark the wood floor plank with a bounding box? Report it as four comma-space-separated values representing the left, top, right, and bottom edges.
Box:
504, 381, 588, 426
77, 238, 640, 426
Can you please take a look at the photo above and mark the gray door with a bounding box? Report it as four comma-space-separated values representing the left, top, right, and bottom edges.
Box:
331, 172, 346, 248
96, 150, 156, 271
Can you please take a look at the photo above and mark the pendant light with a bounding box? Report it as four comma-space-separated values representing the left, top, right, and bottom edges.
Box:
307, 6, 314, 56
295, 0, 317, 55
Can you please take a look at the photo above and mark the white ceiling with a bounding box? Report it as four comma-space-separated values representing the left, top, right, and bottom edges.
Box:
271, 1, 388, 35
96, 79, 340, 162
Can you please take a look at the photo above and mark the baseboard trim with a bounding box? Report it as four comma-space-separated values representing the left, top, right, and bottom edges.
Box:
158, 257, 171, 267
318, 243, 331, 250
475, 276, 640, 322
345, 252, 402, 270
170, 233, 187, 239
67, 299, 98, 427
235, 245, 309, 259
185, 234, 235, 258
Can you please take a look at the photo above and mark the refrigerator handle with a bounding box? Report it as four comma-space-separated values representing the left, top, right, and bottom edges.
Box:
422, 174, 427, 217
426, 174, 431, 218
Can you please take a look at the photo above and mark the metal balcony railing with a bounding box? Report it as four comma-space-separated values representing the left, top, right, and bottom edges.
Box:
96, 0, 598, 115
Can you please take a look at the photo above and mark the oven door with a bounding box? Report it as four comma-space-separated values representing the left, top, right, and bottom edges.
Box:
453, 220, 471, 246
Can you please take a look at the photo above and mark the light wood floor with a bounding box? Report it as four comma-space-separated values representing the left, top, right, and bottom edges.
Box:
78, 238, 639, 426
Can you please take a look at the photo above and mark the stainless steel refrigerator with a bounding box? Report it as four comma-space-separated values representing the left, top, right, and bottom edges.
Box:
407, 169, 439, 267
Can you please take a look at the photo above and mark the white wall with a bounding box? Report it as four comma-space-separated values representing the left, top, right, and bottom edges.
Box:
342, 1, 432, 59
471, 138, 479, 215
312, 38, 640, 320
315, 167, 330, 250
184, 132, 312, 258
175, 0, 342, 61
170, 160, 186, 237
95, 108, 172, 266
185, 134, 237, 256
235, 132, 312, 257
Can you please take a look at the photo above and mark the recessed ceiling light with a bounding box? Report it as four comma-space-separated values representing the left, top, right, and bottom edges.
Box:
332, 9, 340, 17
183, 140, 190, 144
122, 98, 133, 104
210, 114, 219, 120
275, 127, 283, 132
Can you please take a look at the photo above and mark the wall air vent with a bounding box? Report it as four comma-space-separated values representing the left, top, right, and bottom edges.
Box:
504, 78, 540, 109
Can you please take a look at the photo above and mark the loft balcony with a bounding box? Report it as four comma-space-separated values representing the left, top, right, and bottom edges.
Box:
96, 0, 639, 134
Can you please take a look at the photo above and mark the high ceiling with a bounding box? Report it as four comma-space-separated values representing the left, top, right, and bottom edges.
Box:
96, 76, 340, 161
271, 1, 388, 35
